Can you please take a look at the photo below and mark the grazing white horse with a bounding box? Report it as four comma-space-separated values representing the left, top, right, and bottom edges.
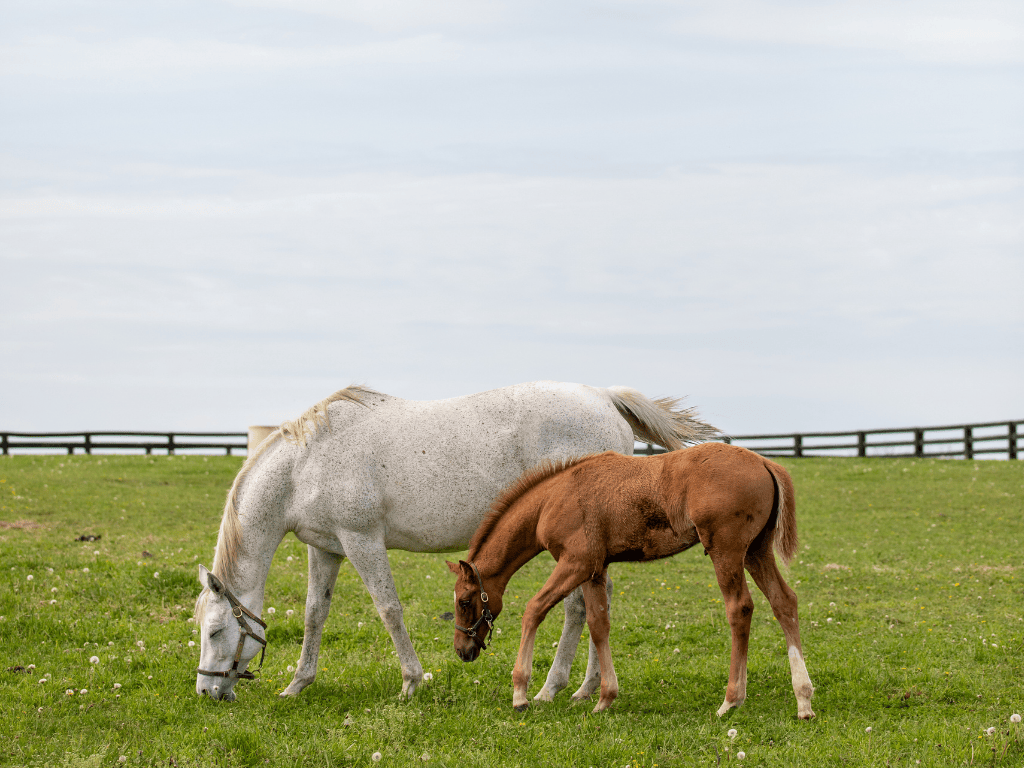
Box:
194, 381, 718, 702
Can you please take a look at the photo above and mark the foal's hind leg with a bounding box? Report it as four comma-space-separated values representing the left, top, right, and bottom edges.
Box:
283, 546, 343, 696
708, 550, 755, 716
745, 544, 815, 719
580, 574, 618, 712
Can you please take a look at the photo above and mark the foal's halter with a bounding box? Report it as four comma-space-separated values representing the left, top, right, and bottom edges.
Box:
454, 562, 496, 650
196, 585, 267, 681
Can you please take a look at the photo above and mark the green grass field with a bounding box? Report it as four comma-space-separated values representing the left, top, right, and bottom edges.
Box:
1, 454, 1022, 767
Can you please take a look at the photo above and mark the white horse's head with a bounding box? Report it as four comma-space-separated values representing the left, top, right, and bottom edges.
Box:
194, 564, 267, 701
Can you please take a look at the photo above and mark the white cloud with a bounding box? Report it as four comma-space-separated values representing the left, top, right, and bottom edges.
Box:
664, 0, 1024, 64
223, 0, 504, 31
3, 34, 458, 82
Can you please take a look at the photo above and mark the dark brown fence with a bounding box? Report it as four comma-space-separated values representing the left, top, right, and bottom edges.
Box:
636, 419, 1022, 460
0, 432, 246, 456
2, 419, 1021, 459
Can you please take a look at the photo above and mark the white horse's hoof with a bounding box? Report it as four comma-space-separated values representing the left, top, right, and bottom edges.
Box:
533, 688, 556, 702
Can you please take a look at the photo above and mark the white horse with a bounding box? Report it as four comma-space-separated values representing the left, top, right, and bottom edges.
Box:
194, 381, 718, 702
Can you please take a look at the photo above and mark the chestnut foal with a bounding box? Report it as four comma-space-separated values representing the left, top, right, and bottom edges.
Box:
447, 443, 814, 718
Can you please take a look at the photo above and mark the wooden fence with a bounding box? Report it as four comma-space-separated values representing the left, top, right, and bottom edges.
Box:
0, 432, 247, 456
638, 419, 1022, 460
2, 419, 1021, 459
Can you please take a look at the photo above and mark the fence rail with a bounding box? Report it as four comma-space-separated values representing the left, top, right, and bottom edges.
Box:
2, 419, 1021, 459
0, 431, 247, 456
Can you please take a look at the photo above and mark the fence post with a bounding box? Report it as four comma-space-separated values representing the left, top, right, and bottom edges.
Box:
84, 433, 92, 455
1010, 422, 1018, 460
722, 436, 731, 444
857, 431, 866, 457
793, 434, 803, 458
913, 429, 924, 458
964, 426, 973, 460
167, 433, 175, 456
1, 433, 7, 456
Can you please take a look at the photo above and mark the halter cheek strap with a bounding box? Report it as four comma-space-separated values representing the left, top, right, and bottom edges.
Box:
196, 586, 268, 681
453, 562, 496, 650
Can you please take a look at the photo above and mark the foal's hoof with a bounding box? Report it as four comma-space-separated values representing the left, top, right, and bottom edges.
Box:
798, 708, 816, 720
513, 703, 530, 713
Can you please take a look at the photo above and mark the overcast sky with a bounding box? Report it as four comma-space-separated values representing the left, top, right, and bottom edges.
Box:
2, 0, 1022, 436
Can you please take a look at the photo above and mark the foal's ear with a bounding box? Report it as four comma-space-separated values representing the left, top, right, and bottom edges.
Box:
445, 560, 461, 576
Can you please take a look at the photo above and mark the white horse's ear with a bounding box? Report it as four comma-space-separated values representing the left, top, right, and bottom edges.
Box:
198, 564, 224, 594
445, 560, 460, 576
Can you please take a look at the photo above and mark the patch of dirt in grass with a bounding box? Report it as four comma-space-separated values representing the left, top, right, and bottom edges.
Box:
0, 519, 43, 530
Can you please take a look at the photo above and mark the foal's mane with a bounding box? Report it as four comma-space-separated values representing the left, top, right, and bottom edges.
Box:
206, 385, 376, 592
467, 454, 593, 559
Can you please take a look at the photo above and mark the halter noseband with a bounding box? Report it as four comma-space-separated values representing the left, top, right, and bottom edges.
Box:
454, 562, 496, 650
196, 584, 267, 681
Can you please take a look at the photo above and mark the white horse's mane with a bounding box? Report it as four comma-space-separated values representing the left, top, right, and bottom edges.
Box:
196, 385, 374, 620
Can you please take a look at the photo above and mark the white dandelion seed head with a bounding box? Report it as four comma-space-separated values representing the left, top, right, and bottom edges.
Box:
82, 568, 89, 574
267, 607, 275, 614
89, 656, 99, 664
421, 753, 430, 761
286, 609, 294, 617
79, 689, 87, 695
1012, 714, 1022, 724
136, 640, 145, 648
26, 575, 33, 581
474, 679, 480, 685
39, 679, 47, 684
423, 672, 433, 681
94, 550, 99, 555
153, 572, 160, 579
51, 587, 58, 593
737, 751, 746, 760
113, 683, 122, 689
865, 727, 872, 733
357, 622, 364, 628
118, 757, 127, 764
49, 599, 57, 605
372, 752, 382, 762
287, 665, 295, 673
188, 641, 195, 647
552, 641, 558, 647
27, 664, 35, 670
987, 727, 996, 736
728, 728, 738, 739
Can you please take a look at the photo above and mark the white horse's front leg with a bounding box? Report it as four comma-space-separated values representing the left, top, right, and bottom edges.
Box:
343, 533, 424, 699
282, 546, 342, 697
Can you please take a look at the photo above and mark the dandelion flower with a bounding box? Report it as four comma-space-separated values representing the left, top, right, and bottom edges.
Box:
267, 607, 276, 614
136, 641, 145, 648
153, 572, 160, 579
423, 672, 433, 681
357, 622, 364, 628
27, 575, 33, 581
987, 727, 996, 736
82, 568, 90, 574
80, 689, 87, 695
372, 752, 383, 762
421, 753, 430, 761
27, 664, 35, 670
1012, 714, 1021, 724
49, 600, 57, 605
287, 665, 295, 673
737, 752, 746, 760
90, 656, 99, 664
188, 641, 195, 647
552, 641, 558, 647
39, 679, 47, 685
865, 727, 872, 733
52, 587, 58, 593
287, 556, 294, 562
286, 609, 294, 617
728, 729, 738, 739
118, 757, 127, 764
113, 683, 122, 689
474, 679, 480, 685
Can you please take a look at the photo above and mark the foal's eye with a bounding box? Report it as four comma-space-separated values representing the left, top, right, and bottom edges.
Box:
458, 600, 471, 610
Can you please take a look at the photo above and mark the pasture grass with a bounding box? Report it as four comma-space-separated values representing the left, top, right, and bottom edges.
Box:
1, 454, 1022, 767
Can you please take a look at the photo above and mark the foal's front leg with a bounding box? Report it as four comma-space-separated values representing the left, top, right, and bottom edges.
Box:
512, 560, 586, 710
580, 575, 618, 712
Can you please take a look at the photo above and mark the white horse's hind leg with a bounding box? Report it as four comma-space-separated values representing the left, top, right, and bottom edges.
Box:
534, 586, 586, 701
282, 546, 342, 697
343, 532, 424, 699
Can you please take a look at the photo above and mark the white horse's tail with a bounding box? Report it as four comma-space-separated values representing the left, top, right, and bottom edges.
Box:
606, 386, 720, 450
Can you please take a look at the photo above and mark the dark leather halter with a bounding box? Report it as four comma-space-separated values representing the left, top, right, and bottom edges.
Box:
196, 584, 267, 681
453, 561, 496, 650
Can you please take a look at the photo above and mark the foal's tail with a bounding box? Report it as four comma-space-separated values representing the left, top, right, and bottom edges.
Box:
606, 386, 721, 450
763, 458, 798, 565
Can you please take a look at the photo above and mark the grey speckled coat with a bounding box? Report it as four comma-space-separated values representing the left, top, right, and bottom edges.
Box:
195, 381, 718, 702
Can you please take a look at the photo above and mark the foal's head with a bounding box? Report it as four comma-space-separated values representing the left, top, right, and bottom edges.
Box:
446, 560, 503, 663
